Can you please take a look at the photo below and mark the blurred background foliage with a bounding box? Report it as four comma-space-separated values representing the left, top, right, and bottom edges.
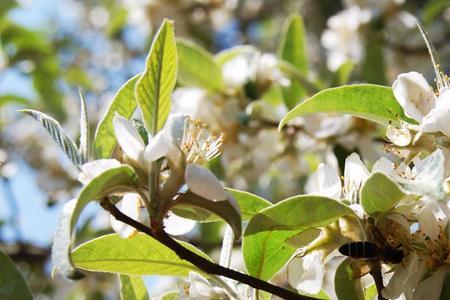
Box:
0, 0, 449, 298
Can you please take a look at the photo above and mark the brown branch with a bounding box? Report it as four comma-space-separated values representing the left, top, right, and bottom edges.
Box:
100, 198, 316, 300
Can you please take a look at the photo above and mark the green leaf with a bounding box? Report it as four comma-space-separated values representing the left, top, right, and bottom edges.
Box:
226, 188, 271, 221
173, 192, 242, 239
52, 165, 140, 279
72, 233, 211, 276
439, 273, 450, 300
214, 45, 255, 66
177, 39, 224, 91
78, 89, 89, 163
159, 291, 180, 300
360, 172, 406, 216
278, 14, 308, 73
119, 275, 150, 300
334, 258, 363, 300
278, 14, 308, 109
93, 75, 140, 159
0, 249, 33, 300
334, 61, 354, 86
243, 196, 353, 280
362, 32, 386, 85
19, 109, 82, 167
136, 19, 177, 135
279, 84, 415, 130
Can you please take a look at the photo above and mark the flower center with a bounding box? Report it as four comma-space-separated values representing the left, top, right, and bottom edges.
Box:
181, 117, 223, 165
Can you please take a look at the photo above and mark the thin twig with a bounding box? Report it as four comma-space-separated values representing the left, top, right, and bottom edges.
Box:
100, 198, 315, 300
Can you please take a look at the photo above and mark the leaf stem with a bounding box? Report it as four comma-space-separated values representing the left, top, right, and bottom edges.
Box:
100, 198, 316, 300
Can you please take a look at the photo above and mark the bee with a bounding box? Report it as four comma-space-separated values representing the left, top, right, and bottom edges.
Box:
338, 241, 404, 264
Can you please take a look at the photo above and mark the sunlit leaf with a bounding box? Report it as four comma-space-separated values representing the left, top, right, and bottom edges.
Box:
334, 258, 363, 300
177, 39, 224, 91
135, 19, 177, 135
360, 172, 406, 215
93, 75, 140, 159
226, 188, 271, 221
52, 165, 140, 279
279, 84, 416, 130
173, 192, 242, 239
119, 275, 149, 300
0, 249, 33, 300
243, 196, 353, 280
278, 14, 308, 109
72, 234, 212, 277
19, 109, 82, 167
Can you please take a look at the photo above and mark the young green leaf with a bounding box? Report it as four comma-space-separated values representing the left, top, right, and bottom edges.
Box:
78, 88, 89, 163
177, 39, 224, 91
279, 84, 416, 130
334, 258, 364, 300
135, 19, 177, 135
278, 14, 308, 109
72, 233, 212, 277
0, 249, 33, 300
93, 75, 140, 159
119, 275, 150, 300
214, 45, 256, 66
243, 195, 353, 280
360, 172, 406, 215
19, 109, 82, 167
52, 165, 140, 279
173, 192, 242, 239
226, 188, 271, 221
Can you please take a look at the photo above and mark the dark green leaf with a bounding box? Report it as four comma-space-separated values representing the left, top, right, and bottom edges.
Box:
0, 249, 33, 300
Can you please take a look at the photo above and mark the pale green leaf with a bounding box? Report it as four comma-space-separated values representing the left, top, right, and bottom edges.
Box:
243, 196, 353, 280
360, 172, 406, 215
93, 75, 140, 159
72, 233, 212, 277
279, 84, 415, 130
177, 39, 224, 91
278, 14, 308, 73
136, 19, 177, 134
19, 109, 82, 167
119, 275, 150, 300
52, 165, 140, 279
173, 192, 242, 239
226, 188, 271, 221
214, 45, 255, 66
159, 291, 180, 300
78, 89, 89, 163
278, 14, 308, 109
334, 258, 363, 300
0, 249, 33, 300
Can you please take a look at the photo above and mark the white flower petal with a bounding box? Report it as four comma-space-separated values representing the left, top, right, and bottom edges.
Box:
113, 115, 145, 162
185, 164, 228, 201
421, 88, 450, 137
392, 72, 436, 122
315, 163, 341, 199
344, 153, 369, 200
144, 130, 171, 162
372, 156, 395, 175
78, 159, 121, 184
413, 267, 448, 300
188, 272, 215, 297
163, 212, 196, 236
382, 254, 427, 299
287, 251, 324, 295
418, 200, 448, 241
110, 193, 144, 238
